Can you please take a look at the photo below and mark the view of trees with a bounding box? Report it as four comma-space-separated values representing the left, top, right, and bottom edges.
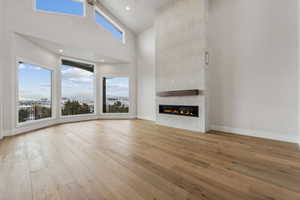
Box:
107, 101, 129, 113
19, 105, 51, 123
18, 100, 93, 123
18, 109, 29, 123
103, 77, 129, 113
18, 62, 52, 124
62, 100, 93, 116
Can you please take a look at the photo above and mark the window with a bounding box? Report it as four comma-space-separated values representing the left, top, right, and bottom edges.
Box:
95, 9, 124, 41
18, 62, 52, 123
61, 59, 95, 116
35, 0, 85, 16
103, 77, 129, 113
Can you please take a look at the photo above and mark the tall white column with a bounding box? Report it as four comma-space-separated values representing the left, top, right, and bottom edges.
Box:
0, 0, 4, 140
298, 0, 300, 146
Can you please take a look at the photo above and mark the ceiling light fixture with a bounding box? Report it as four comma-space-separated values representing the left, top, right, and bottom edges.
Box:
125, 5, 131, 11
87, 0, 97, 6
59, 49, 63, 53
100, 59, 105, 62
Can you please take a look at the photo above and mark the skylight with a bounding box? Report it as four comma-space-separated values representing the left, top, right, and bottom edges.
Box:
35, 0, 85, 16
95, 9, 124, 42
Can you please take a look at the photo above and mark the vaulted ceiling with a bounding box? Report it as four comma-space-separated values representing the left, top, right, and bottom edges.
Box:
20, 34, 125, 64
99, 0, 176, 33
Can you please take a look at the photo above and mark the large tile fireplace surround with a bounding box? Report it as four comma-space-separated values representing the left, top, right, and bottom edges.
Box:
156, 89, 206, 132
155, 0, 207, 133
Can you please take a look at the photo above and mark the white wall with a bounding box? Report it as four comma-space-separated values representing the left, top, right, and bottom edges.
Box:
209, 0, 298, 143
96, 63, 137, 119
2, 34, 137, 137
3, 34, 60, 136
0, 0, 4, 139
155, 0, 208, 132
6, 0, 135, 62
137, 27, 156, 121
1, 0, 137, 137
298, 0, 300, 146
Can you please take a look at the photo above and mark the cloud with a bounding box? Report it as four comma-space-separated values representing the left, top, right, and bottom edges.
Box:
61, 82, 79, 88
107, 84, 129, 97
19, 90, 50, 101
61, 67, 93, 84
19, 63, 42, 70
19, 64, 26, 69
40, 83, 51, 88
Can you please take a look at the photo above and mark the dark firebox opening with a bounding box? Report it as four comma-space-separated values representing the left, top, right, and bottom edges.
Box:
159, 105, 199, 118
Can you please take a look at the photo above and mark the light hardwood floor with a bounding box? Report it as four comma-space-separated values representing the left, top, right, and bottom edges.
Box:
0, 120, 300, 200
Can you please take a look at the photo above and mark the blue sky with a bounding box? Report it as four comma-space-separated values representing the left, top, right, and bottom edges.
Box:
20, 1, 127, 101
36, 0, 84, 16
36, 0, 123, 40
19, 63, 52, 101
61, 65, 94, 101
95, 11, 123, 41
19, 63, 129, 102
61, 68, 129, 100
106, 77, 129, 98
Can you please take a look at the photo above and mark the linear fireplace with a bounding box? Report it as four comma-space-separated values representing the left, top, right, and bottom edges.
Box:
159, 105, 199, 117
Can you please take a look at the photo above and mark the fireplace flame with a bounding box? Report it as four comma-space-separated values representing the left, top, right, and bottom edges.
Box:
163, 109, 194, 116
159, 105, 199, 117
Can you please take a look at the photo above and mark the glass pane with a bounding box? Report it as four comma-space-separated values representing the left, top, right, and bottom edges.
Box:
61, 64, 94, 116
103, 77, 129, 113
95, 11, 123, 41
18, 62, 52, 123
36, 0, 84, 16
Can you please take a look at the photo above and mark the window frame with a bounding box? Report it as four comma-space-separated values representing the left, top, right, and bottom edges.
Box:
101, 76, 130, 115
94, 7, 126, 44
33, 0, 86, 17
16, 58, 55, 127
59, 57, 97, 118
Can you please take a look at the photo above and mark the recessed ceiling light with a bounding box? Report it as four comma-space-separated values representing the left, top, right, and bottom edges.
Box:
100, 59, 105, 62
125, 5, 131, 11
59, 49, 63, 53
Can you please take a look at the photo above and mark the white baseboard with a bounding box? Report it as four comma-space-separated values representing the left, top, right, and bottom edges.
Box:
5, 115, 137, 137
14, 120, 58, 135
98, 115, 137, 120
156, 121, 206, 133
137, 115, 156, 121
0, 129, 3, 140
210, 125, 297, 143
60, 115, 99, 124
3, 130, 12, 137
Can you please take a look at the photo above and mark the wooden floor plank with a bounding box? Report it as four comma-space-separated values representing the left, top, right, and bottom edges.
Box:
0, 119, 299, 200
